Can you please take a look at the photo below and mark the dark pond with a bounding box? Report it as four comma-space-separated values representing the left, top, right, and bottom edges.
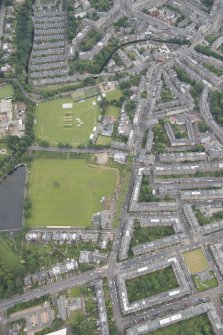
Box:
0, 166, 26, 231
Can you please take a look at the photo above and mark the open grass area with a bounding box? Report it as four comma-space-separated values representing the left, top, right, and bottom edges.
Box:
126, 266, 178, 303
130, 222, 175, 246
192, 271, 218, 291
0, 85, 14, 99
35, 97, 100, 146
0, 235, 19, 271
105, 89, 123, 101
182, 248, 209, 274
28, 158, 118, 227
96, 135, 112, 146
67, 310, 83, 324
69, 286, 81, 298
147, 313, 214, 335
105, 105, 120, 118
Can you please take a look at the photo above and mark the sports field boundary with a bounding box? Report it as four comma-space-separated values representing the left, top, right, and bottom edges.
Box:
181, 246, 210, 275
72, 85, 100, 102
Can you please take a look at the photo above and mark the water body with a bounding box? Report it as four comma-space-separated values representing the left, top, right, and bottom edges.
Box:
0, 166, 26, 231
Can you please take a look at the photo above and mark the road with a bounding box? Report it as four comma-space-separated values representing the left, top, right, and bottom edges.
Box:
28, 145, 110, 154
0, 268, 105, 311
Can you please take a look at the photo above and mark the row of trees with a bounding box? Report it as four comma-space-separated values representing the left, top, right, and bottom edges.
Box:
9, 0, 33, 86
210, 90, 223, 126
195, 45, 223, 61
103, 280, 122, 335
7, 296, 49, 315
65, 0, 80, 42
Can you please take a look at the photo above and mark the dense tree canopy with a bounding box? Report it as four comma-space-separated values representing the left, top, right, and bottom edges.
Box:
10, 0, 33, 85
210, 90, 223, 126
0, 261, 24, 298
89, 0, 112, 12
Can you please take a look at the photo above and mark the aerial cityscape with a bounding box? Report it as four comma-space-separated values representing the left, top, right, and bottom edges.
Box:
1, 0, 223, 334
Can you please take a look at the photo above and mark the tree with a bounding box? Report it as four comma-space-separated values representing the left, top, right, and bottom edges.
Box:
198, 121, 210, 132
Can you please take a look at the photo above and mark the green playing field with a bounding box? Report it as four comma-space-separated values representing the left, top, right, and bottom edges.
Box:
34, 97, 100, 146
28, 158, 119, 227
0, 85, 14, 99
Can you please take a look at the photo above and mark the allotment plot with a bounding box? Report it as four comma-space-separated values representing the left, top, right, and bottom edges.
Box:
35, 97, 100, 146
28, 159, 118, 228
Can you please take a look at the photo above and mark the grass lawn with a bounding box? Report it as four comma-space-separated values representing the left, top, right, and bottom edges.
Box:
28, 158, 118, 227
182, 248, 209, 274
96, 135, 112, 146
0, 236, 20, 270
105, 89, 123, 101
0, 85, 14, 99
67, 310, 83, 324
192, 271, 218, 291
70, 286, 81, 298
105, 105, 120, 118
35, 97, 100, 146
147, 313, 214, 335
126, 266, 178, 303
